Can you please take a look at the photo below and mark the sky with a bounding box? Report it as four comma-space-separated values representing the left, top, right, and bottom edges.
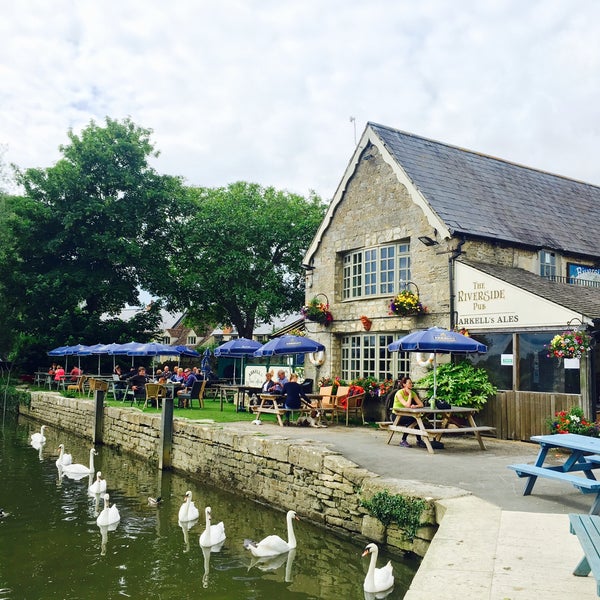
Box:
2, 0, 600, 201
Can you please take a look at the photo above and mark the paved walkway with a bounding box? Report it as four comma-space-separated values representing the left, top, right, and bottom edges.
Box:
225, 420, 597, 599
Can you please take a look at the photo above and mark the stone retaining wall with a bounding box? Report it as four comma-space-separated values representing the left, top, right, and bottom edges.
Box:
24, 392, 448, 556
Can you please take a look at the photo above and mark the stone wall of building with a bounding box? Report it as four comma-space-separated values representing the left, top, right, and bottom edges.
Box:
23, 392, 452, 557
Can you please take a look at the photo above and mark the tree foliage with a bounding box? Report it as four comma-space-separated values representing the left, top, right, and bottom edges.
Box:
148, 182, 326, 338
2, 118, 184, 367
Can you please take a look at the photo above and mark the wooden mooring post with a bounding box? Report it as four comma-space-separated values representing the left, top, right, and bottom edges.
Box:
159, 398, 174, 470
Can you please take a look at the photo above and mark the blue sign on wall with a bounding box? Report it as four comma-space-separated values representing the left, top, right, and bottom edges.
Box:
567, 262, 600, 283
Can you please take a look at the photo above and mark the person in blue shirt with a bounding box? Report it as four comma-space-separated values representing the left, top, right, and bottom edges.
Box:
281, 373, 310, 425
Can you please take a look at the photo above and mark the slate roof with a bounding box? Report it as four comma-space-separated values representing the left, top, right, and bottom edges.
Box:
460, 259, 600, 320
370, 123, 600, 258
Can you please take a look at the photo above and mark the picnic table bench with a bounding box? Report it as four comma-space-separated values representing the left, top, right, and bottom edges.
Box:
569, 513, 600, 596
508, 434, 600, 514
386, 406, 494, 453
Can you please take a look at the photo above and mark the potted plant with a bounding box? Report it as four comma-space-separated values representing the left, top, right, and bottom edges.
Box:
547, 405, 600, 437
302, 297, 333, 326
389, 290, 427, 316
415, 360, 497, 409
546, 329, 591, 359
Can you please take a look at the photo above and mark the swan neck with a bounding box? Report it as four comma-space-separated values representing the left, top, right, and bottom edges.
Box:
286, 514, 297, 548
365, 549, 377, 589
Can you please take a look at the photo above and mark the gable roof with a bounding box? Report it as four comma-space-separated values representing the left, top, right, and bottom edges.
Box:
460, 259, 600, 321
369, 123, 600, 257
305, 123, 600, 264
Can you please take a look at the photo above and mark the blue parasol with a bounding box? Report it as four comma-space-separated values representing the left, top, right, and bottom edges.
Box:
201, 348, 212, 377
214, 338, 262, 383
252, 335, 325, 357
387, 327, 487, 398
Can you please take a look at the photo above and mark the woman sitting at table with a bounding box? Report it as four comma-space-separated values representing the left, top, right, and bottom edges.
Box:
393, 377, 424, 448
281, 373, 311, 426
53, 365, 65, 387
261, 371, 276, 393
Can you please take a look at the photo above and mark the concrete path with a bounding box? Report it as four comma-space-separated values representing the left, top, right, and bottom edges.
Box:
224, 420, 598, 598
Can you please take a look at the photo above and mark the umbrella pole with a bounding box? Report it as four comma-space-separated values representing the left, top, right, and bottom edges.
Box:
433, 354, 437, 399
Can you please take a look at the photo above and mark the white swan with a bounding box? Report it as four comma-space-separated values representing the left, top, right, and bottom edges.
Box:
199, 506, 226, 548
362, 542, 394, 594
243, 510, 299, 557
178, 491, 200, 522
55, 444, 72, 467
96, 493, 120, 526
62, 447, 97, 479
30, 425, 47, 445
88, 471, 107, 496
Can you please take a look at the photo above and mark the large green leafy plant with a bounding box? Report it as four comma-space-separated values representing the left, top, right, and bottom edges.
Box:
415, 360, 497, 408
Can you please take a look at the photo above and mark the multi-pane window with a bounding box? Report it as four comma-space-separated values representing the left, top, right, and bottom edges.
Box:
187, 336, 196, 345
341, 334, 410, 381
539, 250, 556, 278
343, 242, 411, 299
343, 252, 363, 299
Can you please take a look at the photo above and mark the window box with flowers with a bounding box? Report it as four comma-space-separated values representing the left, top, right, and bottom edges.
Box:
302, 296, 333, 326
546, 330, 592, 359
389, 290, 427, 317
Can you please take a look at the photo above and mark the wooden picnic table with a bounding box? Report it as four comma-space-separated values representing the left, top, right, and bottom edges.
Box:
386, 405, 494, 454
509, 434, 600, 514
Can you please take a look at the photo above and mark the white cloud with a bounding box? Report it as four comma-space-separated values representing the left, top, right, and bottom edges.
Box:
2, 0, 600, 199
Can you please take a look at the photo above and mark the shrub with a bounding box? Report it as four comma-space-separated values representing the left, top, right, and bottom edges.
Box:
415, 360, 496, 408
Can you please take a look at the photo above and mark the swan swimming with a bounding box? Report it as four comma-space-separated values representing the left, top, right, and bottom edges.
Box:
362, 542, 394, 594
88, 471, 107, 496
199, 506, 226, 549
96, 493, 120, 527
30, 425, 47, 445
178, 491, 200, 522
243, 510, 299, 557
55, 444, 73, 467
62, 447, 97, 479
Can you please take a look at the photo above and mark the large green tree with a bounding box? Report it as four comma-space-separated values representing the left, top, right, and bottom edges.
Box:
148, 182, 326, 339
3, 118, 184, 367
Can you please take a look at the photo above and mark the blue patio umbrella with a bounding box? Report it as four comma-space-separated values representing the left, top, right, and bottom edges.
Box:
47, 345, 71, 356
63, 344, 91, 371
201, 348, 212, 377
387, 327, 487, 398
252, 335, 325, 357
173, 345, 201, 358
214, 338, 262, 383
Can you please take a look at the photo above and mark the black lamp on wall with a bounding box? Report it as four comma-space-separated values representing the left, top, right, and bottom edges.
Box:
418, 235, 439, 247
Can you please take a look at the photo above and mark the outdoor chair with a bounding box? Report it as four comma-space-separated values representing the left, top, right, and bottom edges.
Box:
177, 379, 205, 409
144, 383, 167, 409
87, 378, 109, 398
318, 386, 336, 421
331, 386, 350, 424
335, 391, 366, 426
67, 375, 87, 394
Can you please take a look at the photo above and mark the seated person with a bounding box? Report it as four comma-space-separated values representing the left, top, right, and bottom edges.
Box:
271, 369, 289, 393
172, 367, 185, 383
261, 371, 276, 393
393, 377, 424, 448
69, 365, 82, 382
176, 368, 198, 408
127, 366, 149, 400
53, 365, 65, 386
281, 373, 311, 425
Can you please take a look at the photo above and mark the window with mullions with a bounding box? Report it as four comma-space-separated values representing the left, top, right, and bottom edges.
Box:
343, 243, 410, 299
540, 250, 556, 278
341, 334, 410, 381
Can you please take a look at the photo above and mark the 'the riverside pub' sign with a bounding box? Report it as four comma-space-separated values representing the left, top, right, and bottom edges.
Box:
454, 262, 580, 331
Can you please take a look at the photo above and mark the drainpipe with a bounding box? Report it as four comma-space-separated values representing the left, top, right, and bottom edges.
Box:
448, 237, 466, 330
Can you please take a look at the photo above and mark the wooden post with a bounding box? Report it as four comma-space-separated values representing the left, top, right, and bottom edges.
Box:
92, 389, 105, 444
159, 397, 174, 470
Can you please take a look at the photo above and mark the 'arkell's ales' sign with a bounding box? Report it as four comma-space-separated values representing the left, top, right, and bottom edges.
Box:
454, 262, 579, 331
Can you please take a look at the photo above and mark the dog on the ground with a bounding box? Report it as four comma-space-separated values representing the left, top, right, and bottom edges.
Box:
297, 409, 327, 428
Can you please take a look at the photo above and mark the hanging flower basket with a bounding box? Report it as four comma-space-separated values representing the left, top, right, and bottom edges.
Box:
546, 329, 591, 359
301, 297, 333, 326
389, 290, 427, 316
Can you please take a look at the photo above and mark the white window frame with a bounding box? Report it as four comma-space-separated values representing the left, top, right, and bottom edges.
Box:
342, 242, 411, 299
341, 334, 410, 382
540, 249, 556, 278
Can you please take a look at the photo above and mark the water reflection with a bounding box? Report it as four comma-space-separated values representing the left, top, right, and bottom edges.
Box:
97, 520, 120, 556
178, 517, 199, 553
3, 416, 418, 599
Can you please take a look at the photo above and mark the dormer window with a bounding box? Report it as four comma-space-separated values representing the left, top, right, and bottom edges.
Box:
539, 250, 556, 278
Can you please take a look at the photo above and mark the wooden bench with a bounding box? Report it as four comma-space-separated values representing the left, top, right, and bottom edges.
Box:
508, 463, 600, 494
569, 513, 600, 596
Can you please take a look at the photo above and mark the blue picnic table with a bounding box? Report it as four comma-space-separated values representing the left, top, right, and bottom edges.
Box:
508, 433, 600, 514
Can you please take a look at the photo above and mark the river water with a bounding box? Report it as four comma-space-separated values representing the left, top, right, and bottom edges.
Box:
0, 416, 418, 599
